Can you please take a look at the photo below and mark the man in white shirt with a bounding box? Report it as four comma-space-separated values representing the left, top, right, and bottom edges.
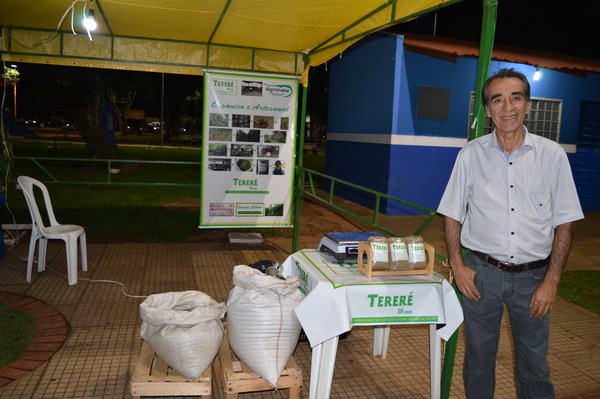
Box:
438, 68, 584, 398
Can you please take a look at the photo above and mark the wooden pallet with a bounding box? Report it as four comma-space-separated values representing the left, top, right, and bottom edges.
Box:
131, 340, 213, 398
213, 333, 302, 399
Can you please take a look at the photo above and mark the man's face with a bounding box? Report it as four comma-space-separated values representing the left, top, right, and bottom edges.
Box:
485, 77, 531, 135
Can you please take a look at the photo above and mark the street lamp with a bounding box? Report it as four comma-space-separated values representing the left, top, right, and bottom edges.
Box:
4, 64, 20, 119
12, 65, 17, 119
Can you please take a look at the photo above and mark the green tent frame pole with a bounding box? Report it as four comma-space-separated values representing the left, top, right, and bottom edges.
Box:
470, 0, 498, 140
441, 2, 498, 398
292, 83, 309, 253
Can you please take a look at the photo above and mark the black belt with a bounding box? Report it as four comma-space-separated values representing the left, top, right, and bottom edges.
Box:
470, 250, 550, 273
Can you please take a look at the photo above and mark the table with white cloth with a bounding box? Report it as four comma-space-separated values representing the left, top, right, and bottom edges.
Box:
281, 249, 463, 399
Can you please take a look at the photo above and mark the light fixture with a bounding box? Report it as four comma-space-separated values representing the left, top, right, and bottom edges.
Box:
83, 9, 97, 31
533, 68, 541, 81
83, 1, 97, 31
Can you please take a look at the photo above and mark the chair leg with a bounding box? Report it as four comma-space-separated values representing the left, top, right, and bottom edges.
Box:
80, 233, 88, 272
26, 236, 37, 283
38, 238, 48, 272
66, 236, 79, 285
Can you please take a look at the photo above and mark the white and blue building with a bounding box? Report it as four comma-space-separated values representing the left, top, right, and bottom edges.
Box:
325, 33, 600, 213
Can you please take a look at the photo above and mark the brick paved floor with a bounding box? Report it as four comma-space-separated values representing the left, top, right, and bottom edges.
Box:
0, 292, 70, 388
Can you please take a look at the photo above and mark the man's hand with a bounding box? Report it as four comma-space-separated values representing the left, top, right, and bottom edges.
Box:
529, 222, 574, 318
529, 280, 557, 318
451, 260, 481, 302
443, 216, 481, 301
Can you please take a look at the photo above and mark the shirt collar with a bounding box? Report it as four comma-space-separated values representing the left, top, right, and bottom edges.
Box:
521, 126, 534, 149
490, 126, 533, 152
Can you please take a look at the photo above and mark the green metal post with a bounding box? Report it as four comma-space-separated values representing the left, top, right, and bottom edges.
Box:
470, 0, 498, 140
292, 82, 309, 253
441, 2, 497, 398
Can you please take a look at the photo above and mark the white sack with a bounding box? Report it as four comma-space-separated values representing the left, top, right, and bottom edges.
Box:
140, 290, 226, 379
226, 265, 304, 386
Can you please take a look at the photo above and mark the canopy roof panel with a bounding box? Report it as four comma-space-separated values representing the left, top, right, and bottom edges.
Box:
0, 0, 462, 82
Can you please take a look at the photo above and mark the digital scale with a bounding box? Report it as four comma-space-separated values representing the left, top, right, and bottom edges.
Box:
317, 231, 385, 261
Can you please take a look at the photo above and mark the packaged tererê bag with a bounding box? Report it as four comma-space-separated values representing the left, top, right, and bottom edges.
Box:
139, 290, 226, 379
226, 265, 304, 387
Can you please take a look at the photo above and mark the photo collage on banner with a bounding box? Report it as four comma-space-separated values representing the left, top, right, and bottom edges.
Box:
200, 71, 298, 228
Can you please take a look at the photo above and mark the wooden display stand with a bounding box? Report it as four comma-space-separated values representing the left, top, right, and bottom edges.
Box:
131, 340, 213, 398
357, 241, 435, 277
213, 333, 302, 399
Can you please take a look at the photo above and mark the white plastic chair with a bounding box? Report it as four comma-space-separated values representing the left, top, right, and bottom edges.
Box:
17, 176, 88, 285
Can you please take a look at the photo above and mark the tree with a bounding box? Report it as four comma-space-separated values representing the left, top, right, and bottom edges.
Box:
106, 71, 157, 136
184, 88, 202, 133
82, 74, 116, 158
107, 86, 135, 136
163, 74, 200, 141
107, 82, 136, 136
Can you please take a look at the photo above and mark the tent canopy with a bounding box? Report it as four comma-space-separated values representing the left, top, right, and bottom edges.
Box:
0, 0, 462, 83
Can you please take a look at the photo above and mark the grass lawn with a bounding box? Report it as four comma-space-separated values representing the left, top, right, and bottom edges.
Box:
0, 304, 36, 368
558, 270, 600, 315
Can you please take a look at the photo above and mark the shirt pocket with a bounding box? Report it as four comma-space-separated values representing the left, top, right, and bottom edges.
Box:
524, 184, 551, 222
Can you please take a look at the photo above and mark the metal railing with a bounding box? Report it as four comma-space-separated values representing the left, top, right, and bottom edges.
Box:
300, 167, 444, 259
12, 155, 441, 237
11, 155, 442, 248
11, 155, 201, 186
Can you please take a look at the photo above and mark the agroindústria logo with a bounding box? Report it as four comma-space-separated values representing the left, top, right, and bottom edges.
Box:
264, 84, 293, 97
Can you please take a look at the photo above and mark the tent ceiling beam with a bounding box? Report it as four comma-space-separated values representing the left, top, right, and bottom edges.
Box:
95, 1, 113, 37
209, 0, 234, 45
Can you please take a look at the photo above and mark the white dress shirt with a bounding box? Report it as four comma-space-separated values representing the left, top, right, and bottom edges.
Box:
437, 127, 584, 264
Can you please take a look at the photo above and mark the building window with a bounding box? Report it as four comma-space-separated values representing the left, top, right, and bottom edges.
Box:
417, 87, 450, 120
469, 92, 562, 141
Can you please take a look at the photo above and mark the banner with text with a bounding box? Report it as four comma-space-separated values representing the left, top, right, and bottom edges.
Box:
200, 71, 298, 228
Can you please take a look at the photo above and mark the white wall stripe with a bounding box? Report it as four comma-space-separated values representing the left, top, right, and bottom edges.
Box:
327, 133, 577, 153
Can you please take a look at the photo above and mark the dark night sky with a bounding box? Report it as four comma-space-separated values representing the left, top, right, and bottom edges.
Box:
10, 0, 600, 121
392, 0, 600, 61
